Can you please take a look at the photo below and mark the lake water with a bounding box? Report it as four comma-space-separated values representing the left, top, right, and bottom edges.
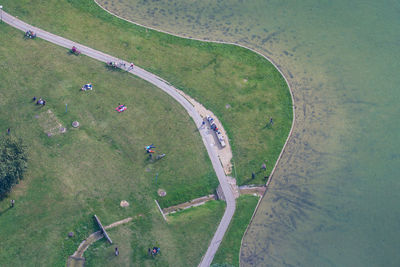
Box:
98, 0, 400, 265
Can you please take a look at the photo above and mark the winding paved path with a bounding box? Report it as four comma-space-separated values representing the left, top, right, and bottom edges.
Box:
2, 11, 235, 267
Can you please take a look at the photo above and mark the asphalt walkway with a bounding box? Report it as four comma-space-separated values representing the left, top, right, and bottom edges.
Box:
1, 11, 235, 267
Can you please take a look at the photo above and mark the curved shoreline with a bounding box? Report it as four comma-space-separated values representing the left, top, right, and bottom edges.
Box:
93, 1, 297, 265
3, 0, 296, 264
93, 0, 296, 189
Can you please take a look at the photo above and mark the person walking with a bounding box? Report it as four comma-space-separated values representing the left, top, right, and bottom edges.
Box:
7, 128, 10, 135
269, 117, 274, 126
115, 247, 119, 256
10, 199, 15, 208
128, 63, 134, 71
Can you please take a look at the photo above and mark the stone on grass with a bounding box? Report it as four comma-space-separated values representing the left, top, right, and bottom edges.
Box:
68, 232, 74, 237
72, 121, 80, 128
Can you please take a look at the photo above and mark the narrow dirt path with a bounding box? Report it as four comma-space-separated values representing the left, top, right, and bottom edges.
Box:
73, 231, 104, 258
2, 11, 236, 267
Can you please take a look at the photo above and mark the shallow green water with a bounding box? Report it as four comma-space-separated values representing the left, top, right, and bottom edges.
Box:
98, 0, 400, 265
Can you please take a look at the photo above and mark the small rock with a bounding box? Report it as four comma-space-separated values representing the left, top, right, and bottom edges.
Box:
68, 232, 74, 237
72, 121, 80, 128
225, 104, 231, 109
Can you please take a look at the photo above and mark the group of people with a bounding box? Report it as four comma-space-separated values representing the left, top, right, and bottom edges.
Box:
115, 104, 127, 113
25, 30, 36, 39
71, 46, 81, 55
206, 115, 219, 132
145, 144, 155, 153
149, 247, 160, 257
107, 61, 134, 70
145, 144, 167, 160
107, 61, 119, 68
81, 83, 93, 91
33, 96, 46, 106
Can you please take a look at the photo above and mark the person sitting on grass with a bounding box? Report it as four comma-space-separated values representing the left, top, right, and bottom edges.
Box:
151, 247, 160, 257
81, 83, 92, 91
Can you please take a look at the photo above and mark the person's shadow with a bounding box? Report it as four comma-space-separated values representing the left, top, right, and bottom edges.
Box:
263, 123, 273, 129
0, 206, 12, 217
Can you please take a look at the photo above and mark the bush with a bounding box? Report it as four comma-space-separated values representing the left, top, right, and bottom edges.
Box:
0, 135, 28, 197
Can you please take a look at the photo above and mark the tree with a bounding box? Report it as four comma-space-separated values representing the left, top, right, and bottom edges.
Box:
0, 135, 28, 197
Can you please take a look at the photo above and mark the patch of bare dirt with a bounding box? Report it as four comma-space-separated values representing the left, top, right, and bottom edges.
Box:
38, 109, 66, 136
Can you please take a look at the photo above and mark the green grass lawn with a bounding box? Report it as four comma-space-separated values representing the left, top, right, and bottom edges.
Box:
212, 195, 260, 267
1, 0, 293, 185
85, 200, 226, 266
0, 23, 221, 266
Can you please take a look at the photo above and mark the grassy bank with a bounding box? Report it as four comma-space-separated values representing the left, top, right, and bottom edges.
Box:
0, 23, 220, 266
212, 195, 260, 266
1, 0, 292, 185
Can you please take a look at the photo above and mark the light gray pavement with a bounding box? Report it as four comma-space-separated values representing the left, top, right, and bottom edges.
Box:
2, 11, 235, 267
